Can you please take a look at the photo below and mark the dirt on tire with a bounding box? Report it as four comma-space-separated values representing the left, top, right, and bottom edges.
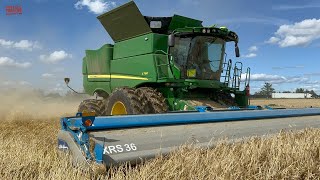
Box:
78, 99, 105, 116
138, 87, 168, 113
104, 88, 147, 115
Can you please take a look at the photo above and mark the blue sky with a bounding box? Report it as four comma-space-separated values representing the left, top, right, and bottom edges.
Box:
0, 0, 320, 94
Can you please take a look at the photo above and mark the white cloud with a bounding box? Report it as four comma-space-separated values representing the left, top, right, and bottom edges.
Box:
243, 53, 257, 58
14, 40, 41, 50
0, 39, 41, 51
267, 18, 320, 47
74, 0, 116, 14
242, 46, 258, 58
248, 74, 284, 82
0, 39, 14, 47
40, 50, 72, 64
266, 37, 280, 44
248, 46, 258, 52
242, 73, 308, 84
302, 84, 320, 94
13, 40, 33, 49
41, 73, 55, 78
0, 57, 31, 68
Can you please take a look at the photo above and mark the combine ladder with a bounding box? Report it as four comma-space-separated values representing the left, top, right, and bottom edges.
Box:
231, 62, 243, 90
221, 59, 232, 87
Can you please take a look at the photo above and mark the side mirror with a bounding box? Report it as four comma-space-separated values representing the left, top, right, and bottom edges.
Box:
235, 43, 240, 57
64, 78, 70, 85
168, 34, 175, 47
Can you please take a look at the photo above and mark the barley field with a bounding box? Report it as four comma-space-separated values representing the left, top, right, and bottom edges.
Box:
251, 98, 320, 108
1, 93, 320, 179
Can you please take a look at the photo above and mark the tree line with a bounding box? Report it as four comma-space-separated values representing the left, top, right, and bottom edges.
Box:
253, 82, 319, 98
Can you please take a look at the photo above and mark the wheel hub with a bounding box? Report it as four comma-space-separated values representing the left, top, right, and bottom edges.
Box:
111, 101, 127, 115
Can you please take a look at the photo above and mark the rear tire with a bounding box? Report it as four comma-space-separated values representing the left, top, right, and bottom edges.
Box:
78, 99, 105, 116
138, 87, 168, 114
104, 88, 147, 115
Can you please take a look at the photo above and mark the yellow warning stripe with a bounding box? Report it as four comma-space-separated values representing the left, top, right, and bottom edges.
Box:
88, 74, 148, 80
88, 75, 110, 78
111, 75, 148, 80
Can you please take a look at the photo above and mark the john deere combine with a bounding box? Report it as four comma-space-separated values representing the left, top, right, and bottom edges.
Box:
72, 1, 250, 116
59, 1, 320, 168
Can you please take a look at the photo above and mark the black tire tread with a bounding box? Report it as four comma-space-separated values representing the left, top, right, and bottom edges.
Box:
138, 87, 168, 114
104, 88, 147, 115
78, 99, 104, 116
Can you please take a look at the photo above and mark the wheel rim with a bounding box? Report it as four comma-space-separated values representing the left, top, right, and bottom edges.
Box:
111, 101, 127, 115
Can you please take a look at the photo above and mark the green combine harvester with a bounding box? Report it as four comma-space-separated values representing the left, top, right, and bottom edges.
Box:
59, 2, 320, 168
68, 1, 251, 115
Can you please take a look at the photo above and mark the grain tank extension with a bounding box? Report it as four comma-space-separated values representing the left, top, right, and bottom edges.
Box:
76, 1, 250, 115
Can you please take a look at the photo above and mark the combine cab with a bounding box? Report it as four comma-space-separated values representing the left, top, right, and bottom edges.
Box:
59, 1, 320, 169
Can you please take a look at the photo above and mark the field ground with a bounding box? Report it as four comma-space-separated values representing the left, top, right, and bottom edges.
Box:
1, 94, 320, 179
251, 98, 320, 108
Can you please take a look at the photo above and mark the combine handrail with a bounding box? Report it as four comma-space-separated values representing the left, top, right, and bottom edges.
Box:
245, 67, 251, 87
232, 62, 243, 89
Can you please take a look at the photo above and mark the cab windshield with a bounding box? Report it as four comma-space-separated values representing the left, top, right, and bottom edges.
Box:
170, 36, 225, 80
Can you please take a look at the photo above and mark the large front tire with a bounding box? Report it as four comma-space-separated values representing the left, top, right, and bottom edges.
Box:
104, 88, 147, 115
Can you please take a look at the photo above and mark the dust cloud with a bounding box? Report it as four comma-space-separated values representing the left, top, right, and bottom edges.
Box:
0, 88, 86, 120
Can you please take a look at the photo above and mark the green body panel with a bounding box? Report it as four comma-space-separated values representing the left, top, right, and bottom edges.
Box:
83, 44, 113, 95
82, 57, 87, 75
83, 51, 174, 96
82, 1, 249, 110
113, 33, 167, 59
110, 54, 158, 91
83, 76, 111, 95
84, 44, 113, 82
235, 91, 249, 107
168, 15, 203, 31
